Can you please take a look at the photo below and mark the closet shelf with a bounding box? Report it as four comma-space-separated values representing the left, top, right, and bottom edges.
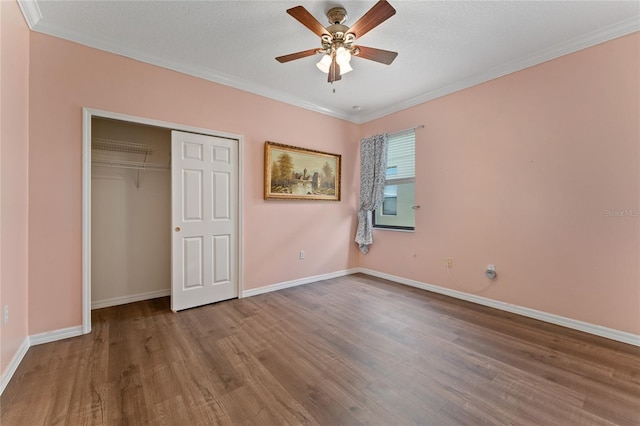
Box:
92, 138, 153, 154
91, 137, 168, 173
92, 159, 170, 171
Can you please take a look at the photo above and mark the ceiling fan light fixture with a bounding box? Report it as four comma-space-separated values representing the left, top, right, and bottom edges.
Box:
316, 54, 332, 73
335, 46, 353, 75
339, 61, 353, 75
277, 1, 398, 84
336, 47, 351, 66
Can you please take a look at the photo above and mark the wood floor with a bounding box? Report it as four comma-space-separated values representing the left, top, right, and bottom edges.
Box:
2, 274, 639, 425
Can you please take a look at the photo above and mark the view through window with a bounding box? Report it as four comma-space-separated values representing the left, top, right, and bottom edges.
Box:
373, 130, 415, 230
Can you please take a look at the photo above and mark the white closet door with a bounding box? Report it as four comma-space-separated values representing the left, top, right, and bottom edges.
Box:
171, 130, 238, 311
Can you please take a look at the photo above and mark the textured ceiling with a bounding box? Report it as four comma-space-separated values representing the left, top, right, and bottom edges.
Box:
19, 1, 640, 123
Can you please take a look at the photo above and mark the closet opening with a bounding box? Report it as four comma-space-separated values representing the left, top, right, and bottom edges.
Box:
91, 118, 172, 312
82, 108, 244, 334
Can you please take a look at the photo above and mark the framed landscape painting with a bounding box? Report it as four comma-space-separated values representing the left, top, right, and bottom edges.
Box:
264, 142, 341, 201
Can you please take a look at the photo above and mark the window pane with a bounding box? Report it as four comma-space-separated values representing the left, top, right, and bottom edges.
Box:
386, 130, 415, 180
381, 185, 398, 215
374, 129, 415, 230
383, 185, 397, 197
382, 197, 397, 215
374, 182, 415, 228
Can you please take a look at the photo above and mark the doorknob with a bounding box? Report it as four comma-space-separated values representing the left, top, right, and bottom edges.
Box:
175, 227, 181, 232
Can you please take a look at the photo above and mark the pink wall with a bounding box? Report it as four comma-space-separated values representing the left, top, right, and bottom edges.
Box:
10, 8, 639, 343
1, 0, 30, 374
28, 33, 360, 335
360, 33, 640, 335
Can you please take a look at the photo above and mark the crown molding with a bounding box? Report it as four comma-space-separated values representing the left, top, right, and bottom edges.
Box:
356, 16, 640, 123
17, 0, 42, 29
20, 1, 639, 125
29, 18, 356, 123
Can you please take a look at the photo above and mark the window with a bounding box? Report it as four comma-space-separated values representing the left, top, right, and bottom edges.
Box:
382, 185, 398, 215
373, 130, 415, 230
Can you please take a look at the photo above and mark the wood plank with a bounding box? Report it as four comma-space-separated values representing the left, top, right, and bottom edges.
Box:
2, 274, 639, 425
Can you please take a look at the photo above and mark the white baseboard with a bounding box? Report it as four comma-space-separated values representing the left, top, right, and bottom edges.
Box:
91, 289, 170, 310
357, 268, 640, 347
0, 337, 30, 395
1, 325, 85, 396
242, 268, 359, 298
30, 325, 84, 346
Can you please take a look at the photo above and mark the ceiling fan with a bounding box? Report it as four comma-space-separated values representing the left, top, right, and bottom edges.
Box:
276, 0, 398, 84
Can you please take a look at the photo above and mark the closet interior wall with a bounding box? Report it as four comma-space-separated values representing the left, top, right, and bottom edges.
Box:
91, 118, 171, 309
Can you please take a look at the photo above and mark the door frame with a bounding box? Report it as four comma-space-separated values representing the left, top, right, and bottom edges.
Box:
81, 107, 244, 334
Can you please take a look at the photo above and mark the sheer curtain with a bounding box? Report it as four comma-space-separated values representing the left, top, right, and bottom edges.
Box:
355, 133, 388, 254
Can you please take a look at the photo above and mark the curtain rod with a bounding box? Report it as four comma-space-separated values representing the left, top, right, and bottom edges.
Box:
388, 124, 424, 138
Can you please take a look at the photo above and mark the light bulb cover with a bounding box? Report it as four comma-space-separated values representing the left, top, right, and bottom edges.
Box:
339, 62, 353, 75
336, 47, 351, 66
316, 54, 332, 73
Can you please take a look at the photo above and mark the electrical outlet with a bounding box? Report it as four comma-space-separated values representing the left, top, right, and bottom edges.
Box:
299, 250, 305, 260
3, 306, 8, 325
446, 258, 453, 269
485, 264, 497, 280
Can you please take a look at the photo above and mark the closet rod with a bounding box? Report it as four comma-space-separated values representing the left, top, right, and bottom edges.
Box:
388, 124, 424, 138
92, 159, 169, 171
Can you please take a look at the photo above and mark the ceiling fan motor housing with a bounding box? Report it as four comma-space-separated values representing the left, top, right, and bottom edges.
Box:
321, 7, 355, 54
326, 7, 347, 25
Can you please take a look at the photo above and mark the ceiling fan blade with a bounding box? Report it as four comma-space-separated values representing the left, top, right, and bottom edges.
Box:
347, 0, 396, 40
328, 59, 342, 83
276, 48, 320, 63
353, 46, 398, 65
287, 6, 330, 37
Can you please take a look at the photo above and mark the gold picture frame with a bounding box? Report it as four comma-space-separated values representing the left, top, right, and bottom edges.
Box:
264, 141, 341, 201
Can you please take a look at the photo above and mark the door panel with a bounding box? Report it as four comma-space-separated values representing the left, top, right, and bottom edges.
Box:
213, 235, 230, 283
183, 237, 204, 289
213, 172, 230, 219
172, 130, 238, 311
183, 170, 203, 221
